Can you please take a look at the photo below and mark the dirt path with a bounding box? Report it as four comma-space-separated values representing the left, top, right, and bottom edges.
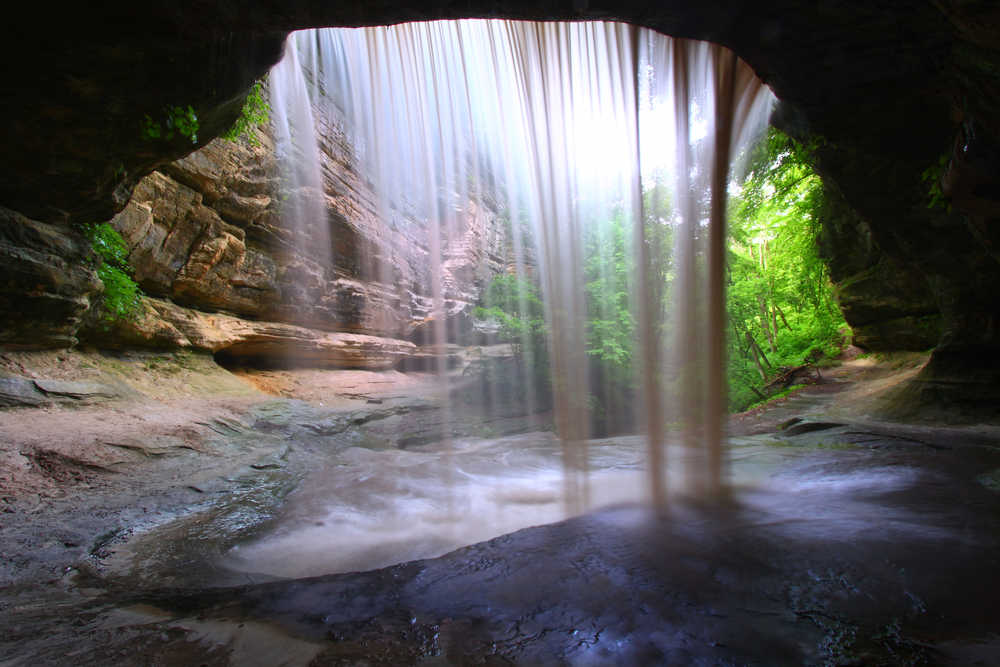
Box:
726, 350, 932, 436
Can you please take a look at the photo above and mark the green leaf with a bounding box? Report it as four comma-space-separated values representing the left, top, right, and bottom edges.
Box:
222, 78, 270, 147
79, 223, 144, 322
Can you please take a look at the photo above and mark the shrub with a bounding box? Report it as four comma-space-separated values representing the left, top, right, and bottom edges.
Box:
79, 223, 143, 322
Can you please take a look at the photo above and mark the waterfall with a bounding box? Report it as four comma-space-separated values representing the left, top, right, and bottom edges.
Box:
267, 21, 774, 506
268, 38, 330, 331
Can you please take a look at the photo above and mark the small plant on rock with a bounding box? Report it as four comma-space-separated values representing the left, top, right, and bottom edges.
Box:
221, 79, 270, 147
79, 223, 143, 322
140, 105, 200, 144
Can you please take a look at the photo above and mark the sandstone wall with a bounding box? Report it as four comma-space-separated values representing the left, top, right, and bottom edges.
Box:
0, 207, 102, 349
0, 95, 510, 368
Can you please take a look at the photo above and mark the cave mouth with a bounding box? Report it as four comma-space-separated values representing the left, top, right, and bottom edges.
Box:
266, 20, 775, 503
2, 10, 1000, 666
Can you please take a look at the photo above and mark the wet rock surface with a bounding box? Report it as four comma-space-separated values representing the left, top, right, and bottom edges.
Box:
0, 354, 998, 666
2, 424, 998, 666
0, 347, 540, 587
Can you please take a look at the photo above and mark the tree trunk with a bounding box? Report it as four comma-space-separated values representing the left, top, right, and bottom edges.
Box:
733, 321, 748, 359
750, 333, 772, 368
775, 303, 793, 331
771, 298, 779, 341
758, 296, 777, 352
745, 331, 767, 381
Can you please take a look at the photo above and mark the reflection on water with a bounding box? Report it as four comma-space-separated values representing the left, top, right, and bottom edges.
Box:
228, 432, 651, 578
226, 431, 954, 580
180, 432, 999, 667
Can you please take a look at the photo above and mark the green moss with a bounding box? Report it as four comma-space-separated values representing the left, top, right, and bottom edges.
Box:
140, 105, 200, 144
922, 153, 950, 210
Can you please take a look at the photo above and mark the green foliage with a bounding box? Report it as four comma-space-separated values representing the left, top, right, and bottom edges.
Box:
469, 274, 550, 409
141, 105, 200, 144
475, 274, 548, 369
221, 79, 270, 147
80, 223, 143, 321
922, 153, 950, 210
579, 200, 643, 434
468, 128, 849, 427
583, 213, 635, 372
727, 126, 850, 412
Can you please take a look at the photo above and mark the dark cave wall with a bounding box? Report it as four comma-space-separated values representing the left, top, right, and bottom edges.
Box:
1, 1, 965, 227
815, 184, 942, 353
1, 0, 999, 413
0, 208, 102, 349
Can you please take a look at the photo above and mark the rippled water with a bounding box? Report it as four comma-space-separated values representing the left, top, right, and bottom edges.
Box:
225, 428, 968, 582
227, 432, 652, 578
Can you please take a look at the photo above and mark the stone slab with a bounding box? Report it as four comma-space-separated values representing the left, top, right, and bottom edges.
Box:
0, 376, 47, 407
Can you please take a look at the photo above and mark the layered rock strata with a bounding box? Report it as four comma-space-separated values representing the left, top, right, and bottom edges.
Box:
0, 207, 101, 349
0, 88, 509, 369
108, 117, 507, 343
90, 298, 416, 370
816, 185, 942, 352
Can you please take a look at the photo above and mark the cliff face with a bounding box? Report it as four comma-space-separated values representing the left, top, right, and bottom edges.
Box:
815, 182, 942, 352
0, 92, 509, 368
0, 208, 102, 349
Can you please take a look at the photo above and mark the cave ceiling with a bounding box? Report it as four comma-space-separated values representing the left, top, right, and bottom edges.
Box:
3, 1, 989, 223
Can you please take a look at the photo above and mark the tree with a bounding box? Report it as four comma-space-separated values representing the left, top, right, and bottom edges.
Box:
469, 274, 551, 412
726, 127, 849, 411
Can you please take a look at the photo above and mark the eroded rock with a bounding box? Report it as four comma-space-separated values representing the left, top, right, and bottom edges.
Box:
33, 379, 119, 402
88, 298, 416, 369
107, 116, 509, 341
0, 376, 47, 407
0, 207, 102, 349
